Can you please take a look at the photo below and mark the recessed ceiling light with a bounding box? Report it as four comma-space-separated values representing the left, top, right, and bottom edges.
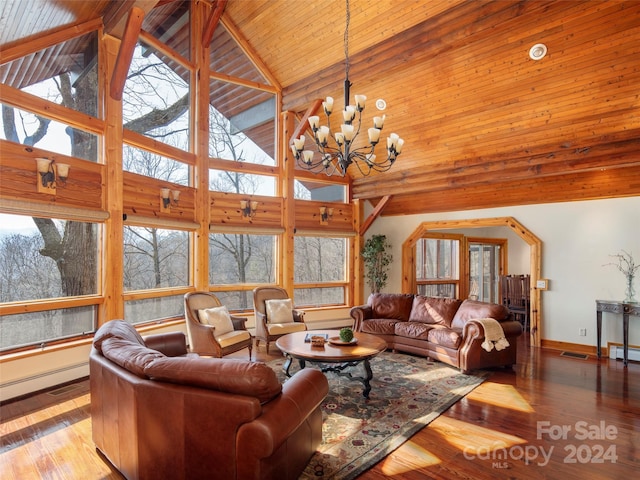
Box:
375, 99, 387, 111
529, 43, 547, 60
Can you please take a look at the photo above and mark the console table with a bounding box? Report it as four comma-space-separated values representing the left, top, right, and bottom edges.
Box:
596, 300, 640, 366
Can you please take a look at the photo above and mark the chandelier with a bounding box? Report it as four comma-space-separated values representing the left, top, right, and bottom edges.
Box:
290, 0, 404, 177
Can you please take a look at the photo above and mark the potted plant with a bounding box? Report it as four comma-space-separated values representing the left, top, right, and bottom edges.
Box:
361, 234, 392, 293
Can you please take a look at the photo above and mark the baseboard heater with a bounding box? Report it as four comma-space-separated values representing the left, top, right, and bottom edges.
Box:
0, 361, 89, 389
609, 345, 640, 362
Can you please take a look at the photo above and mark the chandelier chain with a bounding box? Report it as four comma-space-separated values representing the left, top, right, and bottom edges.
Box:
344, 0, 350, 80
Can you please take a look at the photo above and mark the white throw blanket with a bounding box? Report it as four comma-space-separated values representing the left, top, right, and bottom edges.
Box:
475, 318, 510, 352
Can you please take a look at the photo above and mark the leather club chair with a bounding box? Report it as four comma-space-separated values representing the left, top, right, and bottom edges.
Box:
90, 320, 328, 480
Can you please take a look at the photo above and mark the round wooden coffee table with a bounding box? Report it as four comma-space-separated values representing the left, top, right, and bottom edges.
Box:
275, 330, 387, 398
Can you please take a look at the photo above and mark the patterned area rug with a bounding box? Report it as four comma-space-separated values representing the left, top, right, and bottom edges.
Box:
269, 351, 488, 480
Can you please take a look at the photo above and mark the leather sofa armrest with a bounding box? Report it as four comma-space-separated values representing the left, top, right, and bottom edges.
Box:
231, 315, 248, 330
462, 319, 523, 342
236, 368, 328, 459
143, 331, 188, 357
497, 320, 524, 337
350, 305, 373, 332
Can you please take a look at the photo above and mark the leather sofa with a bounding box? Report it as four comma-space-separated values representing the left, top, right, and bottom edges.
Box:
350, 293, 523, 373
90, 320, 328, 480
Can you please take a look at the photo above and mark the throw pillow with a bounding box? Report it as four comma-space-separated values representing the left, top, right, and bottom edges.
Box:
197, 306, 234, 335
265, 298, 294, 323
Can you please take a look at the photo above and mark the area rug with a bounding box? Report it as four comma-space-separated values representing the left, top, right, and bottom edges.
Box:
268, 351, 488, 480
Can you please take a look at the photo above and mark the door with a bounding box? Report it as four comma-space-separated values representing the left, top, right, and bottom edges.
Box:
415, 234, 462, 298
467, 239, 505, 303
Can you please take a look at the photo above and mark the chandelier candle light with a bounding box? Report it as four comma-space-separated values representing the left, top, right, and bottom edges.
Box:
290, 0, 404, 177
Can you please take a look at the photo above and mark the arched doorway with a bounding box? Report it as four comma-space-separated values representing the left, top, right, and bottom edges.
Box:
402, 217, 541, 346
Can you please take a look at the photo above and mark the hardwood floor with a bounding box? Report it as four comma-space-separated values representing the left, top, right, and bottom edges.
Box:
1, 338, 638, 479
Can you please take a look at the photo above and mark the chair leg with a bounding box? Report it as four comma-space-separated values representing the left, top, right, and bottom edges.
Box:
248, 343, 252, 361
265, 342, 270, 355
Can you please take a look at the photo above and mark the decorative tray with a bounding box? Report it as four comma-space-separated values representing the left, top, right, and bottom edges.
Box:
328, 336, 358, 346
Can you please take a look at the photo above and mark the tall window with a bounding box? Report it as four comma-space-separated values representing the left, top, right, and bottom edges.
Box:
123, 42, 190, 151
415, 236, 460, 298
0, 32, 100, 161
0, 214, 99, 350
294, 179, 346, 202
208, 94, 278, 197
209, 233, 277, 310
123, 226, 189, 324
294, 236, 347, 307
119, 28, 194, 326
123, 145, 189, 184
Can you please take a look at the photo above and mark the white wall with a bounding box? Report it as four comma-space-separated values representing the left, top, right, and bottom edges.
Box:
365, 196, 640, 349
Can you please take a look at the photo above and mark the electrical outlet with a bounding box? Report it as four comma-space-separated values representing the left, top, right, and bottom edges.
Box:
579, 328, 587, 336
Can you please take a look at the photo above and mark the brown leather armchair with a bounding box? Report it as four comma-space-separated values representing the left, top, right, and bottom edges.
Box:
90, 320, 328, 480
184, 291, 252, 359
253, 286, 306, 354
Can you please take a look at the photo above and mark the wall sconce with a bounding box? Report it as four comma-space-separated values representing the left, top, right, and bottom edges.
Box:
36, 157, 70, 194
160, 188, 180, 211
240, 200, 258, 218
319, 206, 334, 225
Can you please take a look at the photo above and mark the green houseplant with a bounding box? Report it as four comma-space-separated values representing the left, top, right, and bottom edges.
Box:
361, 234, 392, 293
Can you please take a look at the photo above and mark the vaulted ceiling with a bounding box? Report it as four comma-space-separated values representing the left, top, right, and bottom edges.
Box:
1, 0, 639, 215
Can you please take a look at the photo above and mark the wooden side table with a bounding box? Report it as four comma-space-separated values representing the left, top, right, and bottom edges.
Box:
596, 300, 640, 367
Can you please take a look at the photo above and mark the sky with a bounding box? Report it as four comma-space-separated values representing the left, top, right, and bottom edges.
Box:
0, 214, 39, 237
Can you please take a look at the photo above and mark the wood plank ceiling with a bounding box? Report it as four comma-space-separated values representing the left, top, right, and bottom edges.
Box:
1, 0, 639, 215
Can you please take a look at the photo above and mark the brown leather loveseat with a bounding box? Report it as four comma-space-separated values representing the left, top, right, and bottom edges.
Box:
90, 320, 328, 480
350, 293, 523, 373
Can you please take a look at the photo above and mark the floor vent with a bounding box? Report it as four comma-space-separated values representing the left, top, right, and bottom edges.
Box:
47, 384, 82, 397
560, 351, 589, 360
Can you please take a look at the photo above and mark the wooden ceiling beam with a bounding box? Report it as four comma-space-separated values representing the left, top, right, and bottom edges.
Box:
104, 0, 159, 38
380, 165, 640, 216
352, 132, 640, 199
359, 195, 391, 236
0, 18, 102, 65
202, 0, 228, 47
110, 7, 145, 101
289, 99, 323, 147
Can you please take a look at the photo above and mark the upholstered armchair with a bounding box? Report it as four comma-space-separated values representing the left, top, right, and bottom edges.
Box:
184, 292, 253, 359
253, 286, 306, 354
